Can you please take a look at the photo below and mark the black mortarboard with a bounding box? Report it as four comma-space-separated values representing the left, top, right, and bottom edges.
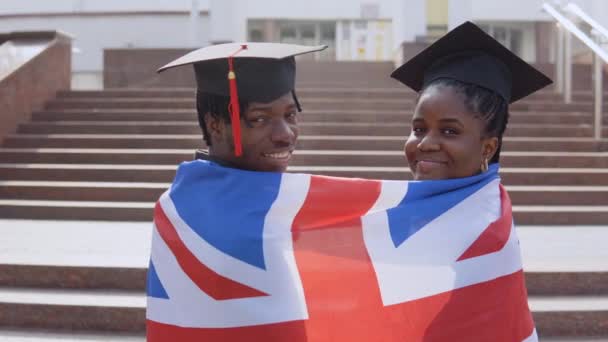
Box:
390, 21, 552, 103
158, 42, 327, 156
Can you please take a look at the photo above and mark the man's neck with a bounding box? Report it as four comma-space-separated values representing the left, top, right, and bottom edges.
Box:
195, 149, 238, 169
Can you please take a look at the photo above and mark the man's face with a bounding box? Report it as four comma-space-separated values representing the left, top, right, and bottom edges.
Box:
207, 92, 299, 172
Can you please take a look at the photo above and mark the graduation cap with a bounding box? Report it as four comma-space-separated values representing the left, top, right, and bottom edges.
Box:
391, 21, 552, 103
158, 43, 327, 156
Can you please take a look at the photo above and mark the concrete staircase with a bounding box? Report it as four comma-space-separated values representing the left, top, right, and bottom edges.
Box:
1, 88, 608, 225
0, 60, 607, 339
0, 220, 606, 341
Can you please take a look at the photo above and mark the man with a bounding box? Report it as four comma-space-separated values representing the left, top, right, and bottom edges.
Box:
157, 43, 327, 172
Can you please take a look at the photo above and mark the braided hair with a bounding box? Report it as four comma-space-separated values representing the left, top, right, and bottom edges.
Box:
421, 78, 509, 163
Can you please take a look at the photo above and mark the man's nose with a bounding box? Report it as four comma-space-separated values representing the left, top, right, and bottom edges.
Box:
271, 119, 296, 144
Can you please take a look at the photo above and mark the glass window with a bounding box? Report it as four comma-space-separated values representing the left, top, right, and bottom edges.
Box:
279, 25, 298, 44
321, 22, 335, 41
247, 19, 266, 42
509, 29, 523, 56
300, 24, 316, 45
249, 29, 264, 42
270, 20, 339, 60
354, 20, 368, 30
494, 27, 508, 45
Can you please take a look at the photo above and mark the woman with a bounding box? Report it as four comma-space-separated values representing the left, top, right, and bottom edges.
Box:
390, 22, 552, 341
391, 21, 552, 181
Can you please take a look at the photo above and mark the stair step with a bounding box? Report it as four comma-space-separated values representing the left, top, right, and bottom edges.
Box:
2, 164, 608, 185
531, 296, 608, 337
1, 148, 607, 168
1, 181, 607, 205
0, 288, 144, 308
1, 263, 606, 296
0, 330, 604, 342
44, 97, 421, 111
1, 220, 604, 276
0, 287, 605, 336
0, 200, 607, 224
0, 288, 144, 332
56, 88, 608, 101
0, 265, 147, 291
16, 120, 606, 137
0, 219, 151, 268
0, 329, 143, 342
0, 200, 154, 221
30, 109, 601, 125
43, 97, 601, 112
4, 134, 607, 152
0, 163, 176, 183
0, 181, 168, 203
1, 221, 605, 270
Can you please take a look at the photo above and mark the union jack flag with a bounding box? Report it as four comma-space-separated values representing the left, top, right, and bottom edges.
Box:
146, 161, 537, 341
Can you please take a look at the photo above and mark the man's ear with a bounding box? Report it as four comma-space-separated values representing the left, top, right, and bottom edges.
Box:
204, 114, 225, 141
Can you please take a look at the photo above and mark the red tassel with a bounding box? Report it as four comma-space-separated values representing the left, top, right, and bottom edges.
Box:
227, 45, 248, 157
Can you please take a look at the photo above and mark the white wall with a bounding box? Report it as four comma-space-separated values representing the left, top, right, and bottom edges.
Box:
589, 1, 608, 29
0, 0, 212, 72
0, 14, 210, 71
18, 0, 605, 68
448, 0, 473, 30
209, 0, 426, 51
0, 0, 210, 14
2, 0, 426, 69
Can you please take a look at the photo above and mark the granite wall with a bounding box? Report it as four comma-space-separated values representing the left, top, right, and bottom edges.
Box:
0, 31, 71, 144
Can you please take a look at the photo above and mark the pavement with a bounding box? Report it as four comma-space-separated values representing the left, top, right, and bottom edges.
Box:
0, 219, 607, 272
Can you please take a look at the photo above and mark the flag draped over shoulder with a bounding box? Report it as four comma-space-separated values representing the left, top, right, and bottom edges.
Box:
146, 161, 537, 342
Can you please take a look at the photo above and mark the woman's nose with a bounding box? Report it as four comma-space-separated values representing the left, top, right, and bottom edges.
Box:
417, 133, 440, 152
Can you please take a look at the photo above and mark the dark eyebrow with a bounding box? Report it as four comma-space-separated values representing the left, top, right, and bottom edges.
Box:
247, 105, 273, 112
438, 118, 465, 128
248, 103, 297, 112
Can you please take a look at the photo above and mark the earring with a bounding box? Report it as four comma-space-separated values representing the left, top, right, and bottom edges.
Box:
481, 157, 489, 172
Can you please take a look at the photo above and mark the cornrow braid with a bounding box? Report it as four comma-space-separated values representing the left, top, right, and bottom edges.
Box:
195, 90, 249, 147
422, 78, 510, 163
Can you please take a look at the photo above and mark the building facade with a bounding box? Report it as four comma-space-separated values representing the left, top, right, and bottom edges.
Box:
2, 0, 607, 83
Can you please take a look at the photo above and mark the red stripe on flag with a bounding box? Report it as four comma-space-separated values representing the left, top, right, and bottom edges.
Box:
458, 184, 513, 261
292, 177, 383, 231
154, 202, 268, 300
291, 176, 385, 341
147, 319, 310, 342
147, 271, 534, 342
401, 270, 535, 342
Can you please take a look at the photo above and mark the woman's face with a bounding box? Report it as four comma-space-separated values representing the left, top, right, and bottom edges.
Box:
404, 84, 498, 180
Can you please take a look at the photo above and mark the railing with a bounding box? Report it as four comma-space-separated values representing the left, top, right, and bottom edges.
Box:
543, 2, 607, 139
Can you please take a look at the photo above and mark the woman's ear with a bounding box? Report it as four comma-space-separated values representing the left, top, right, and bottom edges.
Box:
482, 136, 499, 161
